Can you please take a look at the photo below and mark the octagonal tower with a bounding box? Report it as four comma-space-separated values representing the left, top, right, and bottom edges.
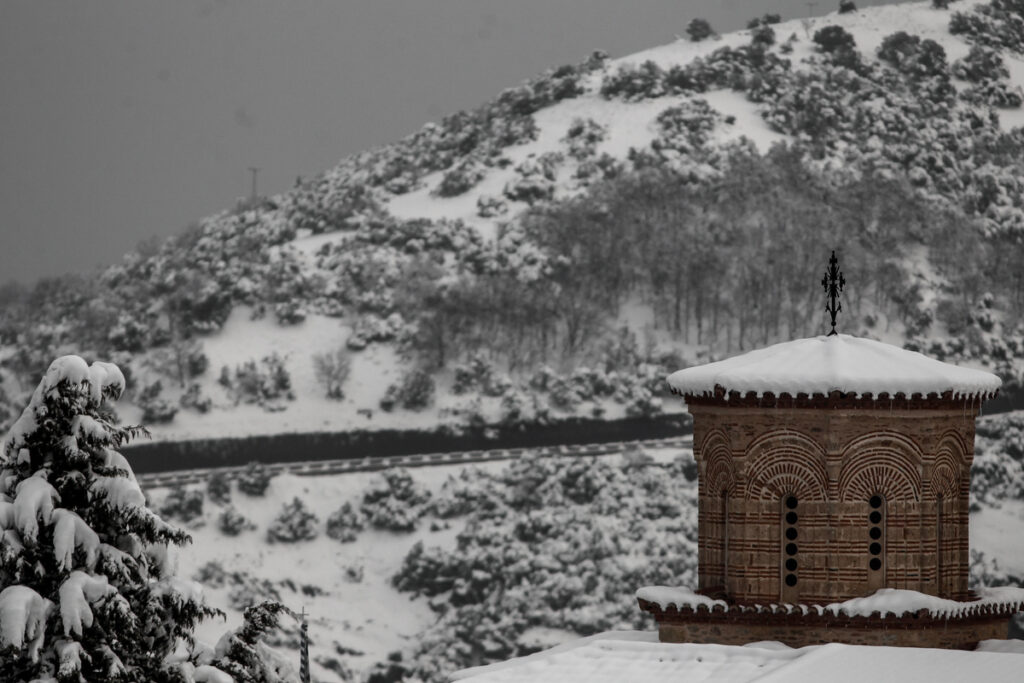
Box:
670, 334, 1000, 605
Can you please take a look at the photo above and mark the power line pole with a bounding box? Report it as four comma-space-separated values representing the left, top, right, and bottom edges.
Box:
806, 0, 819, 17
299, 607, 310, 683
248, 166, 261, 199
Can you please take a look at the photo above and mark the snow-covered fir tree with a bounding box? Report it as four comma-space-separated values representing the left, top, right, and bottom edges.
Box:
0, 356, 229, 682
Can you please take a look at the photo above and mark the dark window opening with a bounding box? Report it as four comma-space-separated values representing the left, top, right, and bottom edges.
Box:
785, 574, 798, 587
786, 511, 798, 525
786, 558, 798, 571
869, 557, 882, 571
785, 527, 798, 540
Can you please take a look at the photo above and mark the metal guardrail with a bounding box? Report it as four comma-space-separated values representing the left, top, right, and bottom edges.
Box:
135, 436, 694, 489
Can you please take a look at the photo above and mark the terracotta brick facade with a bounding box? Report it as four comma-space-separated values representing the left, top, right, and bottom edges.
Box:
690, 398, 978, 605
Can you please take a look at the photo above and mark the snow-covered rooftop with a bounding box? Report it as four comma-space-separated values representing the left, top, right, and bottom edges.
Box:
667, 334, 1002, 401
452, 632, 1024, 683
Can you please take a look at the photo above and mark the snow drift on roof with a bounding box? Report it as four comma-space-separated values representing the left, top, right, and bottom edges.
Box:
453, 633, 1024, 683
667, 334, 1001, 400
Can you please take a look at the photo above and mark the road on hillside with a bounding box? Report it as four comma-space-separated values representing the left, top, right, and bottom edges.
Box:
134, 436, 694, 488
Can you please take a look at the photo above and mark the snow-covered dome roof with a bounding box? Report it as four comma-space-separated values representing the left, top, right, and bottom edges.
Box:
668, 334, 1001, 401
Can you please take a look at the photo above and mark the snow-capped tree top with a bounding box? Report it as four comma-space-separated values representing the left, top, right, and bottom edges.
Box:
3, 355, 125, 462
667, 334, 1002, 401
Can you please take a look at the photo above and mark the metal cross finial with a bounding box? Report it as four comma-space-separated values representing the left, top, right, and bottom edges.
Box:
822, 250, 845, 336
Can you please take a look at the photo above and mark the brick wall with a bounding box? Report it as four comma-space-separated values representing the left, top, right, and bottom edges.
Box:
657, 615, 1008, 649
689, 400, 977, 604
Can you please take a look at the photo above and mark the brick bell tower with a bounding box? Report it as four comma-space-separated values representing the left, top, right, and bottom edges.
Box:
638, 252, 1024, 649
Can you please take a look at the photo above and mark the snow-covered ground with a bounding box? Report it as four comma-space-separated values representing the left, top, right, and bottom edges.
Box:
452, 636, 1024, 683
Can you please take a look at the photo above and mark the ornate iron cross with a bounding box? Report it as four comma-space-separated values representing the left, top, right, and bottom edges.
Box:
822, 250, 845, 336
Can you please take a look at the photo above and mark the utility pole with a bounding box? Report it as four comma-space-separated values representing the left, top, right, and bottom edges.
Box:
806, 0, 819, 16
299, 607, 310, 683
248, 166, 261, 199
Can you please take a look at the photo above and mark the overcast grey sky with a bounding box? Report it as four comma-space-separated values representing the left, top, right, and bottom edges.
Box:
0, 0, 907, 285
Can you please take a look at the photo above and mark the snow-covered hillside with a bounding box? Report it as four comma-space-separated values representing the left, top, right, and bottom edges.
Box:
151, 422, 1024, 683
6, 0, 1024, 446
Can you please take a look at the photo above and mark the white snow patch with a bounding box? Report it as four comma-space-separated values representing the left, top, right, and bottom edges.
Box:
635, 585, 727, 611
668, 334, 1001, 399
0, 585, 53, 661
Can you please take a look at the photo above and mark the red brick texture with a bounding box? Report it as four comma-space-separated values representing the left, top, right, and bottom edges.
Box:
689, 399, 979, 605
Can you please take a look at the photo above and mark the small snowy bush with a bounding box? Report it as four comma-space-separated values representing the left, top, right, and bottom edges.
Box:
207, 471, 232, 505
266, 497, 319, 543
137, 380, 178, 423
361, 468, 432, 532
213, 600, 297, 683
686, 18, 713, 42
312, 347, 352, 400
476, 194, 509, 218
838, 0, 857, 14
380, 368, 436, 412
326, 501, 365, 543
218, 505, 256, 536
160, 484, 205, 523
813, 25, 856, 53
238, 461, 274, 496
179, 381, 212, 413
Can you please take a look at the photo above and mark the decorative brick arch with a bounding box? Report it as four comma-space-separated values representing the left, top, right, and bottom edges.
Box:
838, 432, 923, 502
929, 435, 964, 500
744, 430, 828, 502
702, 433, 737, 496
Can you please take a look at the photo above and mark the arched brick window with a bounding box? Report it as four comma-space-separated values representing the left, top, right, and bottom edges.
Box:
782, 494, 799, 602
721, 489, 730, 586
868, 494, 885, 591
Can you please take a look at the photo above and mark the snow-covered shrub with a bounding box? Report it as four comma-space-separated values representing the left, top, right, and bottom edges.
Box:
503, 153, 562, 205
228, 353, 295, 409
452, 353, 507, 397
686, 18, 713, 42
435, 157, 487, 197
312, 347, 351, 400
179, 381, 212, 413
238, 461, 274, 497
430, 468, 499, 519
562, 118, 606, 160
952, 44, 1008, 82
751, 24, 776, 46
839, 0, 857, 14
266, 497, 319, 543
476, 194, 509, 218
933, 0, 958, 8
963, 79, 1024, 108
213, 600, 297, 683
813, 25, 856, 53
361, 468, 432, 532
747, 13, 781, 28
950, 1, 1024, 53
326, 501, 365, 543
160, 484, 205, 523
0, 356, 222, 681
600, 60, 665, 100
218, 505, 256, 536
380, 368, 436, 412
207, 471, 232, 505
137, 380, 178, 423
651, 99, 721, 157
